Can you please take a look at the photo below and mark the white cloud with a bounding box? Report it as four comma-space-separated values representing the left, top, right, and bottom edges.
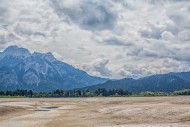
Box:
0, 0, 190, 79
93, 58, 112, 76
161, 31, 175, 41
178, 30, 190, 42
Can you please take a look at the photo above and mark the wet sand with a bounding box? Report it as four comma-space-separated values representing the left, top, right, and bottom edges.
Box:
0, 97, 190, 127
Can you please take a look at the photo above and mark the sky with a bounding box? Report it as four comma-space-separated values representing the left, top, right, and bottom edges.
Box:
0, 0, 190, 79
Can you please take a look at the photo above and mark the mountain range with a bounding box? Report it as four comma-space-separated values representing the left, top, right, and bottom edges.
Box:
0, 45, 190, 93
0, 46, 107, 91
81, 72, 190, 93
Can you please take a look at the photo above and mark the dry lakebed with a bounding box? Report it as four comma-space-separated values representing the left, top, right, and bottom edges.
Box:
0, 97, 190, 127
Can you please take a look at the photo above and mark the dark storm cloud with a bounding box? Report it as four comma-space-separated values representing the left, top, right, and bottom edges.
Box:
0, 34, 6, 44
50, 0, 117, 31
0, 5, 10, 25
102, 37, 134, 47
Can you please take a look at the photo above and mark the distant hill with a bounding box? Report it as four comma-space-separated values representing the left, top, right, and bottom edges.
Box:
0, 45, 107, 91
80, 72, 190, 93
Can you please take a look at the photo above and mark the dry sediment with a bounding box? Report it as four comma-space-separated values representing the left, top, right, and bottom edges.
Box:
0, 97, 190, 127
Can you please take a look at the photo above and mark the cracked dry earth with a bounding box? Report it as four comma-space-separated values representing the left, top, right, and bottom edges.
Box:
0, 97, 190, 127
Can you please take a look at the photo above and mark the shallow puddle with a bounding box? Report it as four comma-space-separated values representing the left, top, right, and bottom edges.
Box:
42, 106, 59, 109
35, 109, 50, 112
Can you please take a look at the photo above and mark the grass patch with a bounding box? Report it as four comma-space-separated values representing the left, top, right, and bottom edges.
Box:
0, 96, 27, 98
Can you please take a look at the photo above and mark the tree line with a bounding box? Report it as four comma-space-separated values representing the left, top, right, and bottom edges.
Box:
0, 89, 33, 97
173, 89, 190, 96
0, 89, 190, 98
0, 88, 130, 97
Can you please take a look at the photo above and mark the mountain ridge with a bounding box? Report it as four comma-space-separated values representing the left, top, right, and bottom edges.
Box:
80, 71, 190, 93
0, 45, 107, 91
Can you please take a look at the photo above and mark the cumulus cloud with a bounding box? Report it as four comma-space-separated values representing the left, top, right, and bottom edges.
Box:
1, 0, 190, 79
118, 58, 185, 79
140, 24, 163, 39
178, 30, 190, 42
161, 31, 175, 41
93, 58, 111, 76
80, 58, 112, 77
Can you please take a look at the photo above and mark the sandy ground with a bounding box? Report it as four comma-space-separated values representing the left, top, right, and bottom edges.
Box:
0, 97, 190, 127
